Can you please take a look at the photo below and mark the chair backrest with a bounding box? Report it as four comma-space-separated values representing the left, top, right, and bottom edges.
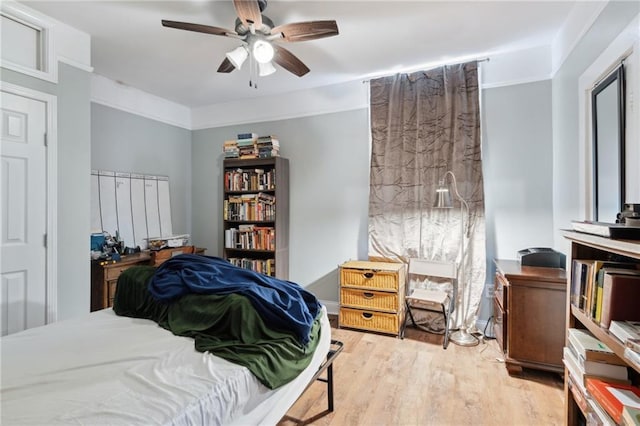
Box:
408, 258, 457, 280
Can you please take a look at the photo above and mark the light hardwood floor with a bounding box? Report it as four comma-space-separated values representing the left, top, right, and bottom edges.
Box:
280, 321, 564, 426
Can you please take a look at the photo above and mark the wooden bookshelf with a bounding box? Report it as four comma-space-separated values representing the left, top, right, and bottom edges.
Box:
563, 230, 640, 425
222, 157, 289, 279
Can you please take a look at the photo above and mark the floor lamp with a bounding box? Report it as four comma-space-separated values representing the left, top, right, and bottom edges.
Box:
434, 171, 478, 347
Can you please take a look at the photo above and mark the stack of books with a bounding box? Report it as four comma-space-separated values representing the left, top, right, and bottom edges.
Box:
223, 140, 239, 158
256, 135, 280, 158
237, 132, 258, 159
564, 328, 638, 425
569, 259, 640, 327
610, 320, 640, 371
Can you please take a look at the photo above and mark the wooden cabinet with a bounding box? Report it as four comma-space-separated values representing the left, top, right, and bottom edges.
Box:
338, 260, 406, 337
90, 252, 151, 311
563, 231, 640, 426
222, 157, 289, 279
493, 259, 566, 375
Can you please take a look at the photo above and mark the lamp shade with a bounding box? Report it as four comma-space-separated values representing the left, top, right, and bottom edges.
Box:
258, 61, 276, 76
226, 46, 248, 70
253, 40, 274, 64
434, 181, 453, 208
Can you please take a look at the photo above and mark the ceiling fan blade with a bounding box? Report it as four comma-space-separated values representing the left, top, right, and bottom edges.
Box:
233, 0, 262, 28
271, 20, 339, 42
273, 46, 310, 77
161, 20, 236, 37
217, 57, 236, 73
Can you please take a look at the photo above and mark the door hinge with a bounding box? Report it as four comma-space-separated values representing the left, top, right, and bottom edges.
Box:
44, 233, 47, 248
44, 132, 48, 146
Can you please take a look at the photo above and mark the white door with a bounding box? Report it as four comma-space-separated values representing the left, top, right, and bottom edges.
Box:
0, 90, 48, 336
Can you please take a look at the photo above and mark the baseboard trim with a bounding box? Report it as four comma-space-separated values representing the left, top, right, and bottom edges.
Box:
320, 300, 339, 316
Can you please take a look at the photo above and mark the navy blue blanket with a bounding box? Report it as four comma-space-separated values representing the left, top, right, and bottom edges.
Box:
148, 255, 320, 345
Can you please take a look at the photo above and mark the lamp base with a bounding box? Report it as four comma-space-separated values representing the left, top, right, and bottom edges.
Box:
450, 329, 479, 347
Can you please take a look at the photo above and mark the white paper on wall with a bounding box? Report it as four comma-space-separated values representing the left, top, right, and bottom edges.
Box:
91, 170, 173, 249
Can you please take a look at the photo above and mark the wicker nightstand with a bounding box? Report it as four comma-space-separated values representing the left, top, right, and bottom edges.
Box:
338, 260, 406, 337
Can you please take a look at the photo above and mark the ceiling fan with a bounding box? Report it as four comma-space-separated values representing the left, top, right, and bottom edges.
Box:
161, 0, 339, 80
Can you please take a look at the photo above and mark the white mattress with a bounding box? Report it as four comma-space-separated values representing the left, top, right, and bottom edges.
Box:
1, 306, 331, 425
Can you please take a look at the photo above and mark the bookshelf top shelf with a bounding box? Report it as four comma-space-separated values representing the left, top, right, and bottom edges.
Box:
562, 230, 640, 260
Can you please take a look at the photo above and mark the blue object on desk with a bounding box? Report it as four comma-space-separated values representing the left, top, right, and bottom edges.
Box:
91, 234, 105, 251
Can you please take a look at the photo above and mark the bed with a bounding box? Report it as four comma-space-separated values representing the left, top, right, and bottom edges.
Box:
1, 255, 341, 425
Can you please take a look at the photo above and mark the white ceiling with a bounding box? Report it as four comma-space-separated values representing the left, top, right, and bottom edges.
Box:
23, 1, 578, 108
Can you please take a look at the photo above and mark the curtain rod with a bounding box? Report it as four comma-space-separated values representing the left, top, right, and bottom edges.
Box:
361, 57, 490, 83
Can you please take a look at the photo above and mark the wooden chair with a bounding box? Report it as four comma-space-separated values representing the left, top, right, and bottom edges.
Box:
401, 258, 457, 349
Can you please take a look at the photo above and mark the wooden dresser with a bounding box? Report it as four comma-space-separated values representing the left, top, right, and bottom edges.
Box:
90, 247, 207, 311
90, 252, 151, 311
338, 260, 406, 337
493, 259, 566, 375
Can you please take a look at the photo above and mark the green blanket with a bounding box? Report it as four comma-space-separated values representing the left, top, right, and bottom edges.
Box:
113, 266, 322, 389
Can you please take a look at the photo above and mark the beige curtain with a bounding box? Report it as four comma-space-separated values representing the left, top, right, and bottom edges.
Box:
368, 61, 485, 331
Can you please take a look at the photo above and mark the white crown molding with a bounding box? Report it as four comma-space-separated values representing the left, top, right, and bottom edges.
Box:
480, 45, 552, 89
190, 80, 369, 130
91, 74, 191, 130
551, 1, 609, 77
480, 75, 552, 90
58, 56, 93, 73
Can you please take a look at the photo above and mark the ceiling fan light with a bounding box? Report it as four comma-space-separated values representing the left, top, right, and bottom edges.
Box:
226, 46, 248, 69
258, 61, 276, 77
253, 40, 274, 64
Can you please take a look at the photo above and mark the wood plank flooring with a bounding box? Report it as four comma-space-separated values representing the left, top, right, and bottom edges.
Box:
279, 317, 564, 425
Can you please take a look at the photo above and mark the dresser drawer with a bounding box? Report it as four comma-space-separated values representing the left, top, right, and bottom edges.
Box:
105, 264, 134, 280
340, 288, 399, 312
339, 307, 401, 335
494, 272, 508, 310
493, 297, 505, 353
340, 267, 400, 291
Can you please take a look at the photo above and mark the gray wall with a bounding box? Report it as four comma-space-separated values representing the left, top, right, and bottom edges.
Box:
478, 80, 555, 325
482, 80, 555, 266
1, 63, 92, 320
552, 1, 640, 253
192, 109, 370, 301
91, 103, 192, 237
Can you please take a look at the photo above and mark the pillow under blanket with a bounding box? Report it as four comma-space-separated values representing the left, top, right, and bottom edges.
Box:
113, 266, 322, 389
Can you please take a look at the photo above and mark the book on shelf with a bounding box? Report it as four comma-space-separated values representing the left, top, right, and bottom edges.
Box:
601, 270, 640, 328
563, 346, 629, 383
571, 259, 592, 310
588, 397, 616, 426
627, 338, 640, 353
237, 132, 258, 140
625, 347, 640, 371
610, 321, 640, 345
623, 406, 640, 426
595, 265, 640, 322
568, 328, 626, 365
585, 378, 640, 424
571, 220, 640, 240
569, 259, 639, 322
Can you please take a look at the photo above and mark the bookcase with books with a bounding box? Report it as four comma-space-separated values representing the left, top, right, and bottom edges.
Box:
223, 157, 289, 279
563, 230, 640, 425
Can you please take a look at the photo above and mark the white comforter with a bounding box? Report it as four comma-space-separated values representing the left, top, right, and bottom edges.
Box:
1, 307, 330, 425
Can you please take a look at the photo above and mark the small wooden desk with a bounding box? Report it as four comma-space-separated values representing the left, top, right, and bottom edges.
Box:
493, 259, 566, 375
90, 252, 151, 311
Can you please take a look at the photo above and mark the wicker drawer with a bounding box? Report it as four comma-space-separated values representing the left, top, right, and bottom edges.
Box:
340, 287, 399, 312
340, 262, 403, 291
339, 307, 401, 335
